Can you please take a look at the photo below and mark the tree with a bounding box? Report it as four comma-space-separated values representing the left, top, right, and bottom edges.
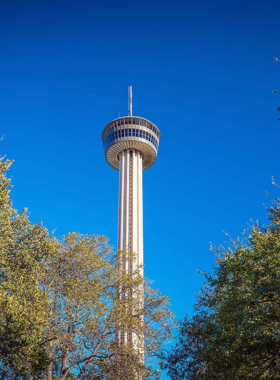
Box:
0, 155, 56, 379
0, 153, 174, 379
43, 234, 174, 380
163, 197, 280, 379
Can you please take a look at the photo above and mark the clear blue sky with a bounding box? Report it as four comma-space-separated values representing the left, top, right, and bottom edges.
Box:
1, 0, 280, 377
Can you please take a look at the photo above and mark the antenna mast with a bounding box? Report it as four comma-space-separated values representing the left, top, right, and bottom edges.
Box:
128, 86, 132, 116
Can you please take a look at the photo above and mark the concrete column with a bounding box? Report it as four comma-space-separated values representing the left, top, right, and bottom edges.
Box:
117, 149, 143, 349
118, 149, 143, 268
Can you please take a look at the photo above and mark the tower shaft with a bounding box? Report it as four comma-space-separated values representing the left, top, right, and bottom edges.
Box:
118, 149, 144, 348
118, 149, 143, 269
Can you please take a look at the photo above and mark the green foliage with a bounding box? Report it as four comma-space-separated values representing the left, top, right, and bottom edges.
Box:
44, 235, 174, 380
163, 198, 280, 379
0, 154, 174, 379
0, 156, 55, 378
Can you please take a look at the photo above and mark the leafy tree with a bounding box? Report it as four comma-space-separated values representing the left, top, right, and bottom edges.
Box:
163, 197, 280, 379
0, 155, 56, 379
0, 153, 174, 379
43, 234, 174, 380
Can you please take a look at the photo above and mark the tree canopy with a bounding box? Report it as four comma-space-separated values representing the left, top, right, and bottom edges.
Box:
44, 235, 173, 380
0, 154, 174, 379
0, 155, 55, 379
163, 197, 280, 379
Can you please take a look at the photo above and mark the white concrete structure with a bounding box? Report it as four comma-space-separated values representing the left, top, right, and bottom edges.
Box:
101, 115, 161, 350
118, 149, 143, 271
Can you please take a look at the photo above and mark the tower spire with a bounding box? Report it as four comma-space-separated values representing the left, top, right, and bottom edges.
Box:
128, 85, 133, 116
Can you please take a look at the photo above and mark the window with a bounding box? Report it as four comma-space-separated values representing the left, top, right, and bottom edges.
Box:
132, 129, 135, 136
129, 129, 132, 136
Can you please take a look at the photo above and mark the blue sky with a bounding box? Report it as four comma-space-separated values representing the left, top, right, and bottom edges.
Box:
1, 0, 280, 377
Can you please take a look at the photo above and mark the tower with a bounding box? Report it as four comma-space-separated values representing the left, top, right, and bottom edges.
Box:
101, 88, 161, 351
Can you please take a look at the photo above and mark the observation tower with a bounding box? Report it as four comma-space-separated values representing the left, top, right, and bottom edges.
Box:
101, 87, 161, 347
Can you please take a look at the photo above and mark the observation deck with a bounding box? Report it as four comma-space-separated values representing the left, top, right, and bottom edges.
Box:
101, 116, 161, 171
